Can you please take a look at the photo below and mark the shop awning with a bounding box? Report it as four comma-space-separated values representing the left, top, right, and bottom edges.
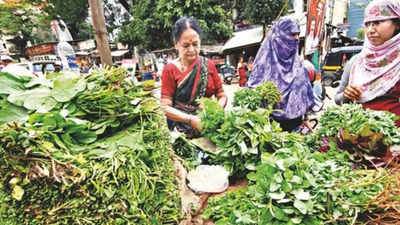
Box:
221, 26, 264, 54
111, 50, 129, 57
201, 45, 223, 55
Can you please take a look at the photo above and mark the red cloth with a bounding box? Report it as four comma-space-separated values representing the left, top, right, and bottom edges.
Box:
238, 67, 247, 87
363, 80, 400, 127
161, 58, 223, 98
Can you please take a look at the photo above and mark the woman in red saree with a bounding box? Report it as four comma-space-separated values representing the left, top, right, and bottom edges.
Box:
237, 56, 247, 87
161, 17, 227, 138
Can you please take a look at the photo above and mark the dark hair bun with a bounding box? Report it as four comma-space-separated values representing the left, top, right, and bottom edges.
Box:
172, 17, 202, 42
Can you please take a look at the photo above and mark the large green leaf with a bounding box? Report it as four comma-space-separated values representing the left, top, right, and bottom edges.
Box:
294, 199, 307, 214
51, 75, 86, 102
24, 94, 58, 113
0, 101, 29, 125
7, 87, 50, 106
25, 76, 52, 88
0, 72, 26, 95
8, 87, 57, 113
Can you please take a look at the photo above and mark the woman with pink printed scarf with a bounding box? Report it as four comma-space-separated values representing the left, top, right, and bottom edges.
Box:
335, 0, 400, 126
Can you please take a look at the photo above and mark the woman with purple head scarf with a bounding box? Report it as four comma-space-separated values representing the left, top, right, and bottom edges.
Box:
247, 17, 315, 131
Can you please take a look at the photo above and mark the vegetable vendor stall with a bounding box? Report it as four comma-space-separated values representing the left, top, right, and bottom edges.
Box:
171, 82, 400, 225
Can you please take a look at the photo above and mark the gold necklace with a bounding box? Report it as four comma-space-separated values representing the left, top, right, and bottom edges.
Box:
179, 60, 187, 72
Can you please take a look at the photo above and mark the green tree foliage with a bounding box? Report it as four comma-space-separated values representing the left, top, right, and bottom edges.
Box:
0, 0, 92, 51
117, 0, 233, 50
241, 0, 288, 29
357, 28, 365, 40
39, 0, 92, 40
0, 1, 47, 52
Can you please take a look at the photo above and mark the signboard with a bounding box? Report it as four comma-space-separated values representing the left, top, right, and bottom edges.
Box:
121, 58, 137, 69
78, 39, 96, 50
305, 0, 326, 55
26, 43, 55, 57
31, 54, 61, 63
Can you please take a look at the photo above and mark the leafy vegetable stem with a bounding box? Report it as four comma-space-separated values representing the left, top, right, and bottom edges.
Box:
350, 207, 358, 225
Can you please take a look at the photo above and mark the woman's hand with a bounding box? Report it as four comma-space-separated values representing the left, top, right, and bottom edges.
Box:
189, 115, 202, 132
344, 85, 362, 101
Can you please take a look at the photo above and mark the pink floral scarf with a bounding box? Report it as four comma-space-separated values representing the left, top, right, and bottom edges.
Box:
350, 0, 400, 103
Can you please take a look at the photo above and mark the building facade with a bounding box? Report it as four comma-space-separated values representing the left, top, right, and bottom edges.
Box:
348, 0, 366, 38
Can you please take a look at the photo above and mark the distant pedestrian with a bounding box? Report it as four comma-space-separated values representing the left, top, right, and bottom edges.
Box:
237, 56, 247, 87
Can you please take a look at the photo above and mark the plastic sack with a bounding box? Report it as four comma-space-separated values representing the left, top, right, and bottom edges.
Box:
186, 165, 229, 194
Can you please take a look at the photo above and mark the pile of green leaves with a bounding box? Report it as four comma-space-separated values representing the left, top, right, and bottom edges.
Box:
198, 99, 292, 178
204, 142, 392, 224
0, 72, 30, 124
68, 67, 156, 137
170, 131, 203, 169
233, 81, 280, 111
0, 69, 181, 224
316, 104, 400, 160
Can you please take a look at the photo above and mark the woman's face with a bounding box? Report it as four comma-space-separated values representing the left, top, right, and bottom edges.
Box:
175, 28, 200, 64
365, 19, 399, 46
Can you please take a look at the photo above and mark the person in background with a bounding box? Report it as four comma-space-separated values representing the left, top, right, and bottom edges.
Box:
335, 0, 400, 126
304, 55, 324, 112
247, 17, 315, 132
80, 63, 89, 74
247, 56, 254, 78
237, 56, 247, 87
54, 62, 62, 72
160, 17, 227, 138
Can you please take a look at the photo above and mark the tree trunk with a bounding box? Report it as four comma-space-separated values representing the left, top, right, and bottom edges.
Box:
89, 0, 112, 66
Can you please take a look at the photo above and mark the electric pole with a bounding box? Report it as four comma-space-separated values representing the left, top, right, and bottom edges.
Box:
89, 0, 113, 66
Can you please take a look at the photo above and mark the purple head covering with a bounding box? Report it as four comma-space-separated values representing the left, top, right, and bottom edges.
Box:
247, 17, 315, 120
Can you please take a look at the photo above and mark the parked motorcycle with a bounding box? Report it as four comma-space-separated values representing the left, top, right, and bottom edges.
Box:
219, 65, 235, 85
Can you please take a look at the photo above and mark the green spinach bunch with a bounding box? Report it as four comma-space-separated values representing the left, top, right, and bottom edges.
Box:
198, 99, 282, 178
233, 81, 280, 111
317, 104, 400, 161
204, 143, 389, 224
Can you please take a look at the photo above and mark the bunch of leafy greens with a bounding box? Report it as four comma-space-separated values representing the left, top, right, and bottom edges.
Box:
233, 81, 280, 111
67, 67, 157, 137
198, 98, 286, 178
316, 104, 400, 161
0, 69, 181, 224
204, 142, 392, 224
170, 131, 203, 169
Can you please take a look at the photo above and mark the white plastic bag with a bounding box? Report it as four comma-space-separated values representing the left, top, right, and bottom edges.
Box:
186, 165, 229, 194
